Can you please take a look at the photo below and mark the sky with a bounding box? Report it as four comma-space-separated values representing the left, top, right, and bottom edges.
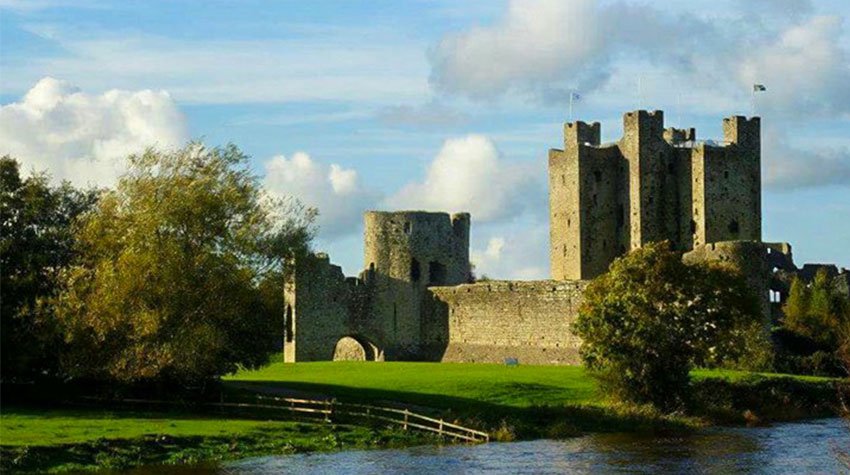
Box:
1, 0, 848, 278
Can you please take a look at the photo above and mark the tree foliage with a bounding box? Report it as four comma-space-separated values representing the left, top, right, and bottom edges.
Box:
782, 271, 849, 348
51, 144, 315, 385
573, 242, 762, 410
0, 156, 99, 381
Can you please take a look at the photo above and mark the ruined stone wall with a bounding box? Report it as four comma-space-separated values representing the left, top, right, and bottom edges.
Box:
363, 211, 470, 358
423, 280, 588, 365
284, 254, 372, 362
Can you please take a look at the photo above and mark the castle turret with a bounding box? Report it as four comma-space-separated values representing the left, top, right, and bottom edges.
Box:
363, 211, 470, 358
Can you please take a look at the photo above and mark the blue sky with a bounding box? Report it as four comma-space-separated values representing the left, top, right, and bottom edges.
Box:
1, 0, 848, 278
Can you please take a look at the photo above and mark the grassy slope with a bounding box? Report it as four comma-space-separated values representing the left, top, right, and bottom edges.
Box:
226, 362, 599, 409
225, 361, 841, 435
0, 407, 431, 473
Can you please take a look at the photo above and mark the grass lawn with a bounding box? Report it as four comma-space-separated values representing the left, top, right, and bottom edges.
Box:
0, 406, 432, 473
225, 361, 842, 437
227, 361, 599, 409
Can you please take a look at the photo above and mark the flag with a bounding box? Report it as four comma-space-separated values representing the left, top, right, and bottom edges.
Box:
753, 84, 767, 92
571, 92, 581, 101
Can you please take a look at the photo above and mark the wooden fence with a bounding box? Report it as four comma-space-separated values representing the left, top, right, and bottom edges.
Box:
80, 395, 489, 443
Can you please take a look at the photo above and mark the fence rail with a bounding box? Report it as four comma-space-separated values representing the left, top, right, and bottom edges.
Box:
79, 395, 489, 443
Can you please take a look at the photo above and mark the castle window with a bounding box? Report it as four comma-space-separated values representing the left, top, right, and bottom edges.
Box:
617, 204, 624, 229
690, 220, 697, 235
728, 219, 740, 234
561, 174, 565, 185
410, 258, 421, 282
429, 261, 447, 286
285, 305, 293, 343
724, 170, 729, 179
593, 171, 602, 183
393, 303, 398, 334
403, 221, 411, 234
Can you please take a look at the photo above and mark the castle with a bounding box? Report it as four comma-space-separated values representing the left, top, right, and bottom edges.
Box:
283, 110, 847, 364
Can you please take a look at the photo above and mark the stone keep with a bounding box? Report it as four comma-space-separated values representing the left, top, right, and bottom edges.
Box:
283, 110, 844, 365
549, 110, 761, 280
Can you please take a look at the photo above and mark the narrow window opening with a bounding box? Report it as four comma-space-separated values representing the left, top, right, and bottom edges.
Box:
690, 220, 697, 235
728, 219, 740, 234
724, 170, 729, 179
410, 258, 421, 282
403, 221, 411, 234
393, 303, 398, 334
593, 170, 602, 183
617, 204, 624, 229
285, 305, 293, 343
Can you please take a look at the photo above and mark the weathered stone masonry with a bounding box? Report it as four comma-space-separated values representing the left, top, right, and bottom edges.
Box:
282, 109, 846, 364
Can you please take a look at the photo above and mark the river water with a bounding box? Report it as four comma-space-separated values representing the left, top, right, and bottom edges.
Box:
218, 418, 848, 474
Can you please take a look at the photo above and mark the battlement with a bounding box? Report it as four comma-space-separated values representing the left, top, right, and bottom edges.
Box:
550, 110, 762, 280
564, 121, 601, 149
722, 115, 761, 148
664, 127, 696, 144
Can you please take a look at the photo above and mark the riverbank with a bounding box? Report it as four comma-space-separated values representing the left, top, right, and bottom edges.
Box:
0, 406, 435, 473
226, 362, 843, 438
1, 362, 843, 473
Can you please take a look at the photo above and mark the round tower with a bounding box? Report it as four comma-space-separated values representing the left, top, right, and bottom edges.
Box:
362, 211, 471, 359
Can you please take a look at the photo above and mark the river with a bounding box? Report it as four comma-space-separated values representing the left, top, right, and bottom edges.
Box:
132, 418, 850, 474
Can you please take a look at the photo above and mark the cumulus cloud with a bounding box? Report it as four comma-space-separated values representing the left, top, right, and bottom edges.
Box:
263, 152, 380, 238
0, 77, 187, 185
388, 134, 539, 222
430, 0, 850, 119
470, 225, 549, 280
738, 15, 850, 117
430, 0, 606, 99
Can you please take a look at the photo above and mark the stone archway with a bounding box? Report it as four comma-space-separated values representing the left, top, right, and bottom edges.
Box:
333, 336, 383, 361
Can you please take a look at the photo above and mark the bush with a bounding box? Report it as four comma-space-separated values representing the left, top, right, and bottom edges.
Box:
573, 242, 762, 410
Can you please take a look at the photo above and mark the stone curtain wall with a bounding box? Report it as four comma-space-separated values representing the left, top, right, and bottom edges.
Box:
424, 280, 588, 365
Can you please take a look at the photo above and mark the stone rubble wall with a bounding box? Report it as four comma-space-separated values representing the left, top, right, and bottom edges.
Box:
424, 280, 589, 365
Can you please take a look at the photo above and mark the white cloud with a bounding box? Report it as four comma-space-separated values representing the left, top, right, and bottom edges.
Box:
430, 0, 850, 120
429, 0, 606, 99
764, 127, 850, 189
470, 224, 549, 280
388, 134, 539, 222
263, 152, 380, 238
0, 77, 187, 186
738, 15, 850, 117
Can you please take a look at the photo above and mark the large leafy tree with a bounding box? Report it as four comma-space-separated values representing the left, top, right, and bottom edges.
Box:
52, 144, 315, 385
0, 156, 99, 381
573, 242, 762, 410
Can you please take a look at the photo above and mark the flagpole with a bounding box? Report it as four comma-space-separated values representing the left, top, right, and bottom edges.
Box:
569, 93, 573, 121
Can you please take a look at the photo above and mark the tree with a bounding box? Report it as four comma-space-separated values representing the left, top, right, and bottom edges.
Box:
783, 270, 848, 348
0, 156, 99, 382
573, 242, 762, 410
52, 144, 315, 385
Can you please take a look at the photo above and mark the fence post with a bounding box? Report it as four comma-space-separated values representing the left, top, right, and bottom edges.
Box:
403, 409, 409, 430
439, 418, 444, 436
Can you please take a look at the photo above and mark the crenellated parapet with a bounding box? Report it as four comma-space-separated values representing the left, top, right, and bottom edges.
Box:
549, 110, 762, 280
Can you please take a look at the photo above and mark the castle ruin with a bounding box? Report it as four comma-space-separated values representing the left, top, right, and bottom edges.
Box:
282, 110, 847, 364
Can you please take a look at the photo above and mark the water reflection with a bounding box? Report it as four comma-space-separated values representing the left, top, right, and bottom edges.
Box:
213, 418, 847, 474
